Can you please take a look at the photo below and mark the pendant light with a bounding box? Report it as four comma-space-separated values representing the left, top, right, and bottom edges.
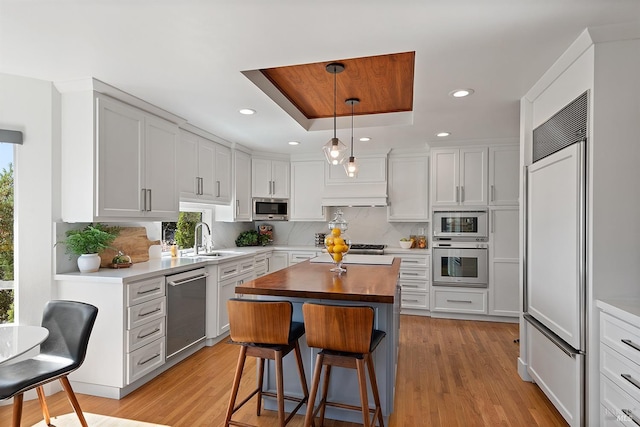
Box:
322, 63, 347, 165
344, 98, 359, 177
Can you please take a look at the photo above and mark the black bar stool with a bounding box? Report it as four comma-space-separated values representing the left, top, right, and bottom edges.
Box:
302, 303, 386, 427
224, 299, 310, 427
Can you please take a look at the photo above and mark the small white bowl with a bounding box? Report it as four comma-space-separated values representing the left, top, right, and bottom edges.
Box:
399, 240, 412, 249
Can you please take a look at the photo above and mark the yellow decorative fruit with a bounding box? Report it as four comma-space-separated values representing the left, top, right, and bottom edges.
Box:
326, 245, 334, 253
332, 244, 343, 254
333, 236, 344, 246
324, 236, 334, 246
332, 252, 343, 262
331, 227, 341, 237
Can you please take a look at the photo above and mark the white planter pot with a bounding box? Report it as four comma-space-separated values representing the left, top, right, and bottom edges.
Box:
77, 253, 101, 273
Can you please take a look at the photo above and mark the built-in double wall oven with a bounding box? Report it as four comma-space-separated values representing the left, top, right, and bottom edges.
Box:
432, 210, 489, 288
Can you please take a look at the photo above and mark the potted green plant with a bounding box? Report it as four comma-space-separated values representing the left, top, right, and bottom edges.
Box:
62, 224, 119, 273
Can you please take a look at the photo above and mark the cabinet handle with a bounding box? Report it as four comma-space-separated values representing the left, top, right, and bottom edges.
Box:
622, 373, 640, 391
622, 409, 640, 426
137, 328, 161, 339
138, 353, 161, 366
147, 189, 152, 211
402, 298, 420, 302
216, 180, 220, 197
199, 177, 204, 195
490, 184, 495, 202
402, 284, 419, 288
447, 299, 473, 304
141, 188, 147, 211
455, 186, 459, 202
138, 307, 161, 317
404, 260, 419, 264
460, 186, 465, 202
403, 272, 420, 276
622, 339, 640, 353
223, 269, 236, 275
235, 199, 239, 215
136, 287, 161, 295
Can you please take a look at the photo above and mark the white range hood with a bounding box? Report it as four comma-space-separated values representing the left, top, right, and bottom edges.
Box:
321, 196, 387, 207
321, 151, 389, 207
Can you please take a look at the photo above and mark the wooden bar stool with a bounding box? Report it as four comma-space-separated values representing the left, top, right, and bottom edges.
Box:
302, 303, 386, 427
225, 299, 310, 427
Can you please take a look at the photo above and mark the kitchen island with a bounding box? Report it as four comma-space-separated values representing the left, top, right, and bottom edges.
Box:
235, 256, 401, 424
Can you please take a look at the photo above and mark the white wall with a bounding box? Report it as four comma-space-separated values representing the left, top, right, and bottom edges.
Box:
0, 73, 58, 326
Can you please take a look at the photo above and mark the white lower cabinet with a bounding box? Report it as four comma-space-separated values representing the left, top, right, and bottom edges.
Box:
386, 251, 430, 315
599, 303, 640, 426
431, 288, 487, 314
56, 274, 167, 399
489, 207, 519, 317
207, 255, 256, 337
288, 250, 321, 264
270, 251, 289, 273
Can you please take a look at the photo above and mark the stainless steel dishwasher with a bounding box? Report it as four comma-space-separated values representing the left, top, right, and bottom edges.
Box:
166, 268, 208, 359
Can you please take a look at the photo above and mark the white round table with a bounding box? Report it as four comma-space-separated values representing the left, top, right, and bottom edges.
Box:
0, 324, 49, 364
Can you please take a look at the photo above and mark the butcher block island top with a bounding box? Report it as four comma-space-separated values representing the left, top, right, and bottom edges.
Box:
235, 257, 401, 303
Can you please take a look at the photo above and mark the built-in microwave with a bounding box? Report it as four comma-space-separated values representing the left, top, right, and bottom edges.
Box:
252, 198, 289, 221
432, 210, 488, 240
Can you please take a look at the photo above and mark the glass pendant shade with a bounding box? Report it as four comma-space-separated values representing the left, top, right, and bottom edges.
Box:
344, 155, 358, 177
323, 137, 347, 165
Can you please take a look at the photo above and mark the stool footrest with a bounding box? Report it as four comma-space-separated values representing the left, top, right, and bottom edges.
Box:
261, 391, 308, 425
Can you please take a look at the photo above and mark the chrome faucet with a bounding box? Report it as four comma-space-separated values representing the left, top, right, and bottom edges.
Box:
193, 222, 211, 255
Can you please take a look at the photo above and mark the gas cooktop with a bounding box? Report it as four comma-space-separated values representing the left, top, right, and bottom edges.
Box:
348, 243, 386, 255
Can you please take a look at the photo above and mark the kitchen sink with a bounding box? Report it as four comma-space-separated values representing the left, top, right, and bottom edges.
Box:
191, 250, 244, 258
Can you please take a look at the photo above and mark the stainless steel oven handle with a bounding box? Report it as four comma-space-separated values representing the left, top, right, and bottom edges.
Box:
168, 273, 209, 286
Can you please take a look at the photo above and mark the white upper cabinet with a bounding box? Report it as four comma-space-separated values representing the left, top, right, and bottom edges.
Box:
216, 149, 252, 222
178, 129, 231, 205
489, 145, 520, 206
431, 147, 488, 207
290, 159, 326, 221
387, 152, 429, 221
60, 86, 180, 222
252, 158, 290, 199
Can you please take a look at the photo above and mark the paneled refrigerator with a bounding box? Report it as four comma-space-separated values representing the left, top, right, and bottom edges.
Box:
524, 91, 588, 426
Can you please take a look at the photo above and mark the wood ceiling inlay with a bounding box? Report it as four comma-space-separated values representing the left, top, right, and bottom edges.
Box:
261, 52, 415, 119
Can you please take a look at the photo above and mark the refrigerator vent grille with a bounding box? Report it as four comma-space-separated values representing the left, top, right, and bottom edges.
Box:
533, 91, 588, 163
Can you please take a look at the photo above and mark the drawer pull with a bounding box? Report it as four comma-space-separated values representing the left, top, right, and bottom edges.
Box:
137, 287, 161, 295
223, 269, 237, 275
621, 373, 640, 391
138, 353, 161, 366
138, 308, 161, 318
403, 272, 420, 276
622, 339, 640, 353
447, 299, 473, 304
402, 299, 420, 303
404, 260, 419, 264
137, 328, 161, 339
622, 409, 640, 426
402, 284, 419, 288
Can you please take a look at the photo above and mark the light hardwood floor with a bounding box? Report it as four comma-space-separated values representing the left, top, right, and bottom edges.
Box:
1, 315, 568, 426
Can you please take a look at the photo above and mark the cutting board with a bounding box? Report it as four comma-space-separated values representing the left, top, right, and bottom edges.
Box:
99, 227, 160, 267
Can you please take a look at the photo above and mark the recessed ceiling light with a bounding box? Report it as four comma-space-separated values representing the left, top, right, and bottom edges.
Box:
239, 108, 256, 115
450, 89, 474, 98
288, 141, 300, 146
359, 137, 371, 142
436, 132, 451, 137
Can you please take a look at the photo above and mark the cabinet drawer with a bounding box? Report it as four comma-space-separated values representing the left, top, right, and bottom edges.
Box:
601, 374, 640, 426
127, 338, 165, 384
400, 291, 429, 310
127, 276, 165, 306
289, 251, 318, 264
398, 278, 428, 291
219, 262, 239, 281
399, 255, 430, 269
399, 268, 429, 281
127, 297, 166, 329
602, 312, 640, 365
432, 289, 487, 313
602, 344, 640, 401
239, 258, 255, 273
127, 317, 165, 352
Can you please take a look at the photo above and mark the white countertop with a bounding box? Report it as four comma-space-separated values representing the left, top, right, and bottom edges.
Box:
596, 298, 640, 325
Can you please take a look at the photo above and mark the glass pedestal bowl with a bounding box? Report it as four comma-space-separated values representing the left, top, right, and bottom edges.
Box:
325, 232, 351, 274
